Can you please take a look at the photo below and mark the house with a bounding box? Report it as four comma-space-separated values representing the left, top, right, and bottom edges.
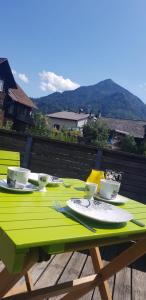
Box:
96, 116, 146, 149
99, 117, 146, 139
47, 111, 89, 130
0, 58, 37, 131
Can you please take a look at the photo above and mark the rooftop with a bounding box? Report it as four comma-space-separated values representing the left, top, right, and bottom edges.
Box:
8, 84, 37, 109
48, 111, 89, 121
0, 58, 37, 109
100, 117, 146, 138
0, 58, 7, 64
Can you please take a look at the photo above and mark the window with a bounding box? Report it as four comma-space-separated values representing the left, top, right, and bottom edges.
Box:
0, 80, 4, 92
54, 124, 60, 130
8, 104, 14, 114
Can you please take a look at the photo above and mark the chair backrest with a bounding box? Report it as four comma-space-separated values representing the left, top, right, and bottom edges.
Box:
0, 150, 20, 175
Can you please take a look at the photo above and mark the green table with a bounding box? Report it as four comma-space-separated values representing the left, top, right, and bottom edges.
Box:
0, 178, 146, 300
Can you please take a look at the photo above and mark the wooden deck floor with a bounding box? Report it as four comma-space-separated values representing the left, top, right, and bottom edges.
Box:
2, 246, 146, 300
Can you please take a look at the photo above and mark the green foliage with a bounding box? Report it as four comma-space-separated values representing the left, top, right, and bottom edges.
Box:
120, 136, 137, 153
136, 141, 146, 156
50, 128, 78, 143
26, 112, 79, 143
83, 120, 109, 147
26, 112, 50, 136
0, 120, 13, 130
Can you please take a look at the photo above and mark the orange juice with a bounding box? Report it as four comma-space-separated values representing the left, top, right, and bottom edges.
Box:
86, 169, 105, 192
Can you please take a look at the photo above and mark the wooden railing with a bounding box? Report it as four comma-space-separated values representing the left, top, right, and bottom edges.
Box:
0, 128, 146, 203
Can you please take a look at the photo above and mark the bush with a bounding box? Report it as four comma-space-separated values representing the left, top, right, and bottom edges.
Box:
82, 120, 109, 148
120, 136, 137, 153
26, 112, 50, 136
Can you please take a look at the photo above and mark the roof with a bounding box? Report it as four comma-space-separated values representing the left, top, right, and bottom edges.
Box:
48, 111, 89, 121
0, 58, 7, 64
0, 58, 37, 109
8, 84, 37, 109
100, 117, 146, 138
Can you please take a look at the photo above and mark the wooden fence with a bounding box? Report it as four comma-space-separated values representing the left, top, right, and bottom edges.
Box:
0, 128, 146, 203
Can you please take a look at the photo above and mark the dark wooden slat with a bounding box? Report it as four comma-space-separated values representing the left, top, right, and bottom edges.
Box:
52, 252, 87, 300
22, 137, 33, 168
132, 269, 146, 300
34, 252, 73, 290
113, 267, 131, 300
79, 256, 95, 300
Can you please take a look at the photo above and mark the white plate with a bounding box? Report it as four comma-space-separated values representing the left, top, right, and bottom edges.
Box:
67, 198, 133, 223
0, 179, 37, 193
29, 173, 63, 186
95, 193, 128, 204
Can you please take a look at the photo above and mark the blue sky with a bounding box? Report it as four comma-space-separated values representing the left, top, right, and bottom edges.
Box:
1, 0, 146, 102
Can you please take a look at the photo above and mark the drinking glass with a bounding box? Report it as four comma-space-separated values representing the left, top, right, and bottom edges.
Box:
85, 182, 97, 200
105, 169, 123, 183
38, 173, 49, 192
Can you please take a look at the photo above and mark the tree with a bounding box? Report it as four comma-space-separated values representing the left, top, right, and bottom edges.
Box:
26, 112, 50, 136
120, 135, 137, 153
82, 120, 109, 147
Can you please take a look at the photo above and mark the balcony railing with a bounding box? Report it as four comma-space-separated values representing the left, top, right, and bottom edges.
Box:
15, 112, 34, 125
0, 128, 146, 203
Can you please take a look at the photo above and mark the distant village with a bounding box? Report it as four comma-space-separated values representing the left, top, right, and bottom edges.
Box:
1, 58, 146, 150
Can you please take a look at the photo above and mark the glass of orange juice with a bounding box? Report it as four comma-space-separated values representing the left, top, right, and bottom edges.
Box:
86, 169, 105, 192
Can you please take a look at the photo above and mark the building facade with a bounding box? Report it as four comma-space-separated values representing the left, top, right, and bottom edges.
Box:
0, 58, 37, 131
47, 111, 89, 130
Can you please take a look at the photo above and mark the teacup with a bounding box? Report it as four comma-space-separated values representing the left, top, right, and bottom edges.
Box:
85, 182, 97, 200
99, 179, 120, 200
7, 167, 30, 188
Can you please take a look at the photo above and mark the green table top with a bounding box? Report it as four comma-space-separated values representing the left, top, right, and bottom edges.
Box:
0, 177, 146, 273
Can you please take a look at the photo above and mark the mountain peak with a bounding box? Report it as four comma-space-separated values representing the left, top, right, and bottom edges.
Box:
96, 79, 119, 88
98, 78, 114, 84
33, 79, 146, 120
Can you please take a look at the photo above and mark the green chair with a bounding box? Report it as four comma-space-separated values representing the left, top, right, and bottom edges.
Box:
0, 150, 20, 178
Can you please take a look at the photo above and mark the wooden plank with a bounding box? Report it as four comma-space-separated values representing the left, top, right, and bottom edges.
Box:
29, 256, 55, 286
113, 267, 131, 300
102, 148, 146, 163
80, 256, 98, 300
0, 151, 20, 175
132, 268, 146, 300
5, 258, 55, 297
21, 137, 33, 168
31, 144, 96, 160
98, 239, 146, 283
0, 250, 38, 298
1, 274, 98, 300
34, 252, 73, 289
52, 252, 87, 300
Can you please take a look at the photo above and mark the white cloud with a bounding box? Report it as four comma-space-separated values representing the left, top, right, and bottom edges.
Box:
39, 71, 80, 93
12, 69, 29, 84
139, 83, 146, 90
18, 73, 29, 83
12, 69, 17, 76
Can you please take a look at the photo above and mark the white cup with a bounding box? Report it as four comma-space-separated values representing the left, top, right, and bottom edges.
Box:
99, 179, 121, 200
38, 173, 50, 192
85, 182, 97, 200
7, 167, 30, 188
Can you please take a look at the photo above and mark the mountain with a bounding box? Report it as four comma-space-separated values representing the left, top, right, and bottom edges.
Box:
33, 79, 146, 120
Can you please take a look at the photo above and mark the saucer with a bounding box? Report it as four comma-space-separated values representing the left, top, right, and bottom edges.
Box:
95, 193, 129, 204
0, 179, 37, 193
